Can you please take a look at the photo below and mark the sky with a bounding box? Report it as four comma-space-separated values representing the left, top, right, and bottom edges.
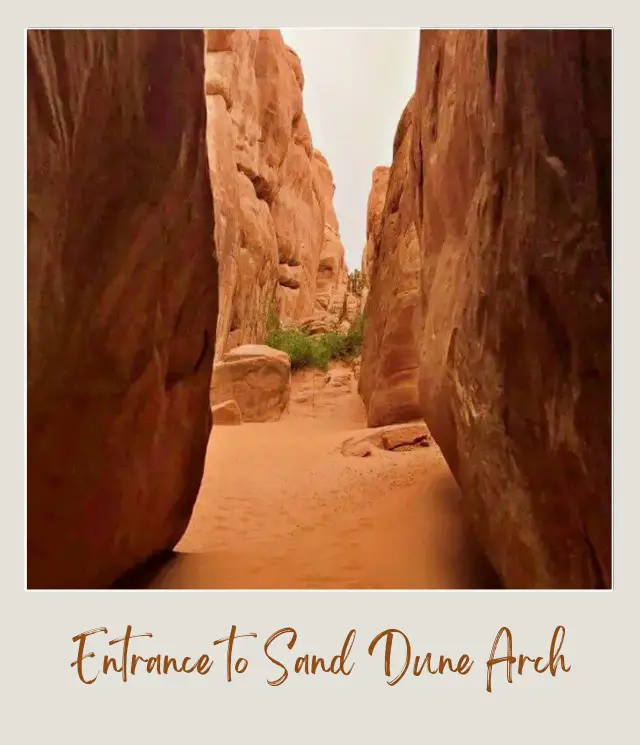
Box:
281, 29, 420, 271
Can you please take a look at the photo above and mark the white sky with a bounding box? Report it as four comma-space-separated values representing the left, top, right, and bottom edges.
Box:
282, 29, 420, 270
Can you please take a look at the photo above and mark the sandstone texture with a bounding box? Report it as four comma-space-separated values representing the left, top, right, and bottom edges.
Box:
309, 150, 363, 332
212, 400, 243, 425
341, 422, 432, 458
289, 362, 363, 422
359, 99, 422, 428
205, 31, 344, 353
411, 30, 612, 588
210, 344, 291, 422
361, 166, 390, 299
27, 30, 217, 588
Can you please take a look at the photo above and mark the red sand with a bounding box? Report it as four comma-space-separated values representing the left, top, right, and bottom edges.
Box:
149, 367, 494, 589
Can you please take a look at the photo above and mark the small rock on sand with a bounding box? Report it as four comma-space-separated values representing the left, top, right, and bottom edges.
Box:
212, 400, 242, 425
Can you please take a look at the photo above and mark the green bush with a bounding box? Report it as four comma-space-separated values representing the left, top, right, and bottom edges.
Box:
344, 312, 366, 356
266, 305, 281, 335
318, 331, 348, 360
265, 313, 366, 371
265, 327, 323, 370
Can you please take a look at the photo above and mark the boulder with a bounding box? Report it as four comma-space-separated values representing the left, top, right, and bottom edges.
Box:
212, 399, 243, 425
341, 422, 432, 457
27, 30, 217, 589
411, 30, 612, 588
210, 344, 291, 422
299, 313, 334, 335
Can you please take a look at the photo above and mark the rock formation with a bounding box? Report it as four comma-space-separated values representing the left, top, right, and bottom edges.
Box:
211, 399, 243, 425
204, 31, 361, 352
411, 30, 612, 588
205, 30, 331, 355
307, 151, 362, 333
303, 227, 360, 335
359, 99, 423, 427
211, 345, 291, 422
360, 165, 390, 308
342, 421, 432, 458
27, 30, 218, 589
288, 360, 362, 419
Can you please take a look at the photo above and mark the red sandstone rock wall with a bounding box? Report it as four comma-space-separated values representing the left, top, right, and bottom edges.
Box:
361, 166, 390, 308
359, 99, 423, 427
27, 30, 218, 588
205, 30, 332, 353
411, 30, 612, 588
307, 150, 361, 333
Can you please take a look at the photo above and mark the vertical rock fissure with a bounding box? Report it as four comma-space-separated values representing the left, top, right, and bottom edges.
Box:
486, 30, 498, 102
430, 53, 442, 140
579, 33, 612, 267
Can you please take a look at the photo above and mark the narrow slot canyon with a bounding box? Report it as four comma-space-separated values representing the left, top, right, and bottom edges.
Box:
27, 29, 611, 590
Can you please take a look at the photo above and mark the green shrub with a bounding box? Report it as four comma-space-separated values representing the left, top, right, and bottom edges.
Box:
266, 327, 323, 370
318, 331, 348, 360
265, 313, 367, 371
266, 305, 281, 335
343, 312, 366, 357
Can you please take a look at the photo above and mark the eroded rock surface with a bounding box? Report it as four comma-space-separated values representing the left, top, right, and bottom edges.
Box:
411, 30, 612, 588
342, 422, 432, 458
310, 154, 363, 333
289, 362, 363, 422
360, 165, 390, 308
359, 99, 422, 427
212, 399, 243, 425
205, 31, 338, 352
211, 344, 291, 422
27, 30, 217, 589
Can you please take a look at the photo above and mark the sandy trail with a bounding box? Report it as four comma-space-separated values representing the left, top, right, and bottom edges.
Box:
148, 366, 495, 589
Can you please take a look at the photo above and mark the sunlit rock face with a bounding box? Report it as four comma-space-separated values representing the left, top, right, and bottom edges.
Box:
205, 30, 353, 353
359, 98, 422, 428
27, 30, 218, 588
411, 30, 611, 588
